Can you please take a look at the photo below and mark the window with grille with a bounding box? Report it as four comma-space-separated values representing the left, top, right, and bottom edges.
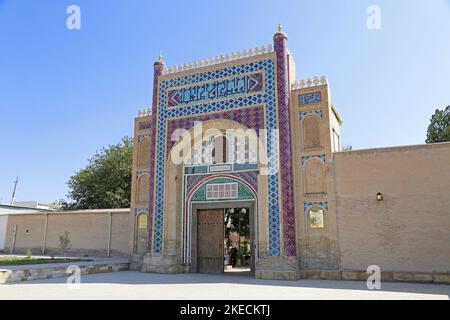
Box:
206, 183, 238, 200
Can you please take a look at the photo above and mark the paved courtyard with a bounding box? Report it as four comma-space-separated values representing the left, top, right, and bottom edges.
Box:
0, 271, 448, 300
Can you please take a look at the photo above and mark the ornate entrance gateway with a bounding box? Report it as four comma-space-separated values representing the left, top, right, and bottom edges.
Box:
197, 209, 224, 274
133, 28, 324, 280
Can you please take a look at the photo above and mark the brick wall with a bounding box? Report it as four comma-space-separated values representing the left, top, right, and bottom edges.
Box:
3, 209, 131, 257
334, 142, 450, 273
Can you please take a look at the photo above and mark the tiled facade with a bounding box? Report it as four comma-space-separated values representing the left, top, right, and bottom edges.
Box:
150, 57, 281, 256
128, 28, 450, 281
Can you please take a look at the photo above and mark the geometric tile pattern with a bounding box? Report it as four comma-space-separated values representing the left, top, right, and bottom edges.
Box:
167, 105, 265, 154
301, 154, 326, 166
206, 183, 238, 200
149, 59, 281, 255
304, 201, 328, 212
299, 92, 321, 105
138, 134, 150, 142
299, 110, 323, 120
147, 61, 165, 252
135, 207, 149, 216
191, 180, 254, 202
186, 171, 258, 197
274, 33, 296, 256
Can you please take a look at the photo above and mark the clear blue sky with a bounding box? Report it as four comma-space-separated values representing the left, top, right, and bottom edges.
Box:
1, 0, 449, 204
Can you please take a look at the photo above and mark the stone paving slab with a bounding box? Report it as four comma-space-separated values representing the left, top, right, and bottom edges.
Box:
0, 271, 448, 300
0, 257, 129, 284
0, 258, 128, 271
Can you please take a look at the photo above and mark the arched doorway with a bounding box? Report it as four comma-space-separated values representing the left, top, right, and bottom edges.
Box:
188, 177, 257, 274
163, 119, 262, 275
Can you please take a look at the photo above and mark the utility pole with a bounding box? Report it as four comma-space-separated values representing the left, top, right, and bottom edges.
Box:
10, 176, 19, 206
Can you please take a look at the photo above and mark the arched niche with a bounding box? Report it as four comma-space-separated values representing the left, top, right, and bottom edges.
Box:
137, 173, 150, 204
302, 115, 322, 149
138, 137, 151, 167
304, 158, 325, 194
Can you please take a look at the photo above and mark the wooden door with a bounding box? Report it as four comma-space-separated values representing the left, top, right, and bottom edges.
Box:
197, 209, 224, 274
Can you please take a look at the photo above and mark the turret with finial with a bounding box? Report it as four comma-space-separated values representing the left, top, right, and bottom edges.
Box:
154, 49, 165, 67
274, 23, 287, 40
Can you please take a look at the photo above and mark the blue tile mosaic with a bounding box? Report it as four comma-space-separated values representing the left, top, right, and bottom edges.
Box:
304, 201, 328, 212
299, 110, 323, 120
299, 92, 321, 105
301, 154, 326, 166
151, 59, 281, 256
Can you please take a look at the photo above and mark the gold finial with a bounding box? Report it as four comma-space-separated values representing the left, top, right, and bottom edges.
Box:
278, 23, 283, 33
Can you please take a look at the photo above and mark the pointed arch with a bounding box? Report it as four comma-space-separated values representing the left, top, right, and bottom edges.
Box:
138, 137, 151, 167
137, 173, 150, 204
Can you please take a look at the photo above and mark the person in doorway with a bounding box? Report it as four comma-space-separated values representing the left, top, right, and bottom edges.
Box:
229, 247, 238, 268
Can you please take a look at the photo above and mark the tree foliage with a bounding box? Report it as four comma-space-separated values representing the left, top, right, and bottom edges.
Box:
426, 106, 450, 143
341, 145, 353, 152
225, 209, 250, 239
62, 136, 133, 210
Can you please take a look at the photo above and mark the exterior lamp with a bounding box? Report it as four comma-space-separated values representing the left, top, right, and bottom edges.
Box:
376, 192, 383, 201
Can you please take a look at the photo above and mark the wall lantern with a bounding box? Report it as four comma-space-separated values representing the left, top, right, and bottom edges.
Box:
376, 192, 383, 201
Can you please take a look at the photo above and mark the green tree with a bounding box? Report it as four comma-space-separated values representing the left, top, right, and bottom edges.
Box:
426, 106, 450, 143
225, 209, 250, 240
63, 136, 133, 210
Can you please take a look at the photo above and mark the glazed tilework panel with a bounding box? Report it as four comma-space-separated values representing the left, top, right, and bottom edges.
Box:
135, 207, 149, 216
168, 72, 263, 107
274, 34, 296, 256
300, 110, 323, 120
167, 105, 265, 154
192, 181, 254, 202
206, 183, 238, 200
299, 92, 321, 105
147, 62, 164, 253
186, 171, 258, 196
151, 59, 281, 255
301, 154, 326, 166
304, 201, 328, 212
